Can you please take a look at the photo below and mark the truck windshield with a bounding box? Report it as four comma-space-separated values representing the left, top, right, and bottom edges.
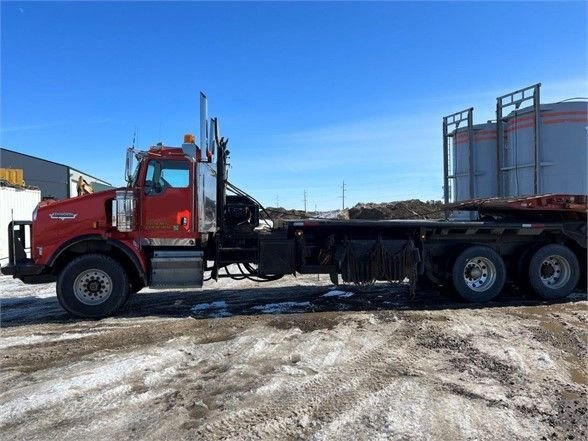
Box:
144, 160, 190, 193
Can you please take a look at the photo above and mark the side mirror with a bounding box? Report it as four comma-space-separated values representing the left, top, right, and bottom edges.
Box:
125, 148, 134, 185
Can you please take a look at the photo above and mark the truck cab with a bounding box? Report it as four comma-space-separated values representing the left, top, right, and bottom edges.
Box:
1, 94, 260, 317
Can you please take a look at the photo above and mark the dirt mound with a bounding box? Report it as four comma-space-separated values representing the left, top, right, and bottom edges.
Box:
348, 199, 443, 220
265, 207, 313, 220
265, 201, 443, 221
265, 207, 350, 221
265, 200, 443, 221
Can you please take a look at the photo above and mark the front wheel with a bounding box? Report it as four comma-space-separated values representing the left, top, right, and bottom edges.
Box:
528, 244, 579, 300
452, 246, 506, 302
57, 254, 129, 318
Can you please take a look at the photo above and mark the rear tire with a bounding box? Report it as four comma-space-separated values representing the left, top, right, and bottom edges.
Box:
57, 254, 129, 318
528, 244, 579, 300
452, 246, 506, 302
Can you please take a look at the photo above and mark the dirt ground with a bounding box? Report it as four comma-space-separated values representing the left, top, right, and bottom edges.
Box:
1, 274, 586, 441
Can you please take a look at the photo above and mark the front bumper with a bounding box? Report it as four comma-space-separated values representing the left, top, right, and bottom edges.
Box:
3, 220, 54, 283
1, 261, 55, 284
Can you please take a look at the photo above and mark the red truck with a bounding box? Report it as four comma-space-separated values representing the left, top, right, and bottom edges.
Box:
3, 94, 587, 318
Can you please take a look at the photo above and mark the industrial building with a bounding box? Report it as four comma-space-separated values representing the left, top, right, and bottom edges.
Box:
0, 148, 113, 264
443, 83, 588, 203
0, 147, 112, 199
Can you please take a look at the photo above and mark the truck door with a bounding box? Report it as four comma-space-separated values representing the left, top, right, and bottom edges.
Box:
140, 159, 195, 242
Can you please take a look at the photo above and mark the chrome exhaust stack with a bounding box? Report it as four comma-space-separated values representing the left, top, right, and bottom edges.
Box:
200, 91, 208, 157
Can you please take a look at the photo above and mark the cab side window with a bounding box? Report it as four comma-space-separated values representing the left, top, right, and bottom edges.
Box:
145, 160, 190, 194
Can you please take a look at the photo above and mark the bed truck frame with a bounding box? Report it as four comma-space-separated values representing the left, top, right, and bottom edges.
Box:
3, 94, 586, 318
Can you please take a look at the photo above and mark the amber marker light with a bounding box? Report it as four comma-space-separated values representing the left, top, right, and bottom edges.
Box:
184, 133, 195, 144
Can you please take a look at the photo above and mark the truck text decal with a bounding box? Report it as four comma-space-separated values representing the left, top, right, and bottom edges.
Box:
49, 212, 78, 221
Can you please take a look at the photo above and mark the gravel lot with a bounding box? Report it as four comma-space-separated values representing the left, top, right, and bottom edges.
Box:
1, 274, 586, 440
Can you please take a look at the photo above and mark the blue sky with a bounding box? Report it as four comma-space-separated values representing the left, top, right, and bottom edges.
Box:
1, 1, 586, 210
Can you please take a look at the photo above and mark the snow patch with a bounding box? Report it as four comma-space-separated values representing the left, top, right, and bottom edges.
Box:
0, 276, 56, 300
0, 332, 98, 349
191, 301, 227, 311
322, 290, 354, 299
251, 301, 311, 314
536, 352, 555, 369
0, 348, 186, 422
191, 301, 231, 317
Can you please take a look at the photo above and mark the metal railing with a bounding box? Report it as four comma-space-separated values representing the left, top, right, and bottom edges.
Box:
442, 108, 474, 204
496, 83, 541, 196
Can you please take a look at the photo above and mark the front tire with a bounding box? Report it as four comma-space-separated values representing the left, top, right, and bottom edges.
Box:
452, 246, 506, 302
528, 244, 579, 300
57, 254, 129, 318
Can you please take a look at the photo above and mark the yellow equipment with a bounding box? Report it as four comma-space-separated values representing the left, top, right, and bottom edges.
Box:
0, 168, 25, 186
75, 176, 94, 196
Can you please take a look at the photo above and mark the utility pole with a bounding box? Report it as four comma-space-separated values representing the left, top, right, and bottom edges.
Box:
341, 180, 347, 210
276, 195, 279, 207
303, 190, 307, 213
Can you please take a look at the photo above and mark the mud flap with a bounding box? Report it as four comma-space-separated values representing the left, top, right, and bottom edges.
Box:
339, 239, 420, 293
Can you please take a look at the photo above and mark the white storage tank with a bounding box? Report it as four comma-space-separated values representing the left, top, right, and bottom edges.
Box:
0, 185, 41, 266
502, 101, 588, 196
452, 122, 498, 201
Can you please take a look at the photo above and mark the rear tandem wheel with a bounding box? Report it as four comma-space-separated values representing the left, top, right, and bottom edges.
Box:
451, 246, 506, 302
527, 244, 580, 300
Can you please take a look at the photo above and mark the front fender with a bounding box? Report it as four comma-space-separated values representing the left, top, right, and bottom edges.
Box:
48, 235, 147, 283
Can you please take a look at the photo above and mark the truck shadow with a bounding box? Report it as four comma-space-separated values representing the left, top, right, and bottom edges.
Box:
1, 283, 586, 328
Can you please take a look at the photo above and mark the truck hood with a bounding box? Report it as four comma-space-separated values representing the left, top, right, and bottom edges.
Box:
33, 189, 123, 257
31, 187, 136, 264
38, 188, 119, 211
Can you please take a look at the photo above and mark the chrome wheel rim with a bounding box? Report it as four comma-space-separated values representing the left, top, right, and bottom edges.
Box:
463, 257, 496, 292
539, 255, 571, 289
74, 269, 113, 305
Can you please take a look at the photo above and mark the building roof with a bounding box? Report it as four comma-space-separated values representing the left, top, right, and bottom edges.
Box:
0, 147, 112, 185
